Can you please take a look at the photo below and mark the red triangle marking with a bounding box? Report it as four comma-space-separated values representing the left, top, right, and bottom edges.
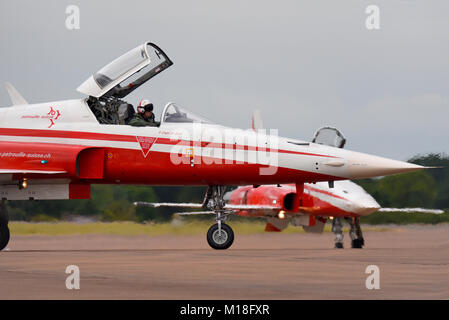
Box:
136, 136, 158, 158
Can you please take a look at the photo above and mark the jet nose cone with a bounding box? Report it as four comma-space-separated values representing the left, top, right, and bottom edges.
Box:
348, 152, 425, 179
353, 198, 381, 216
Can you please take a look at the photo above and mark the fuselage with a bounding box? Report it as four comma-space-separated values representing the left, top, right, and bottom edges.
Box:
0, 99, 423, 193
228, 180, 381, 218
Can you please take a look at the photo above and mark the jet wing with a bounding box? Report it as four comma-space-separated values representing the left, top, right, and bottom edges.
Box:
174, 211, 215, 215
134, 201, 279, 211
134, 201, 326, 215
134, 202, 203, 208
379, 208, 444, 214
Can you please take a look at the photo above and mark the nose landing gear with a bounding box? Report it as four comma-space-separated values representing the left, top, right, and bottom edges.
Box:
332, 217, 344, 249
204, 186, 234, 250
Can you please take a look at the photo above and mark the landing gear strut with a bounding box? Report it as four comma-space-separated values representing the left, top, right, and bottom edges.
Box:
204, 186, 234, 250
331, 216, 365, 249
0, 200, 10, 251
345, 217, 365, 248
332, 217, 344, 249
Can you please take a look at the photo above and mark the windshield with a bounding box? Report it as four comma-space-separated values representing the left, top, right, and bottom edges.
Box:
312, 127, 346, 148
94, 45, 148, 88
162, 103, 215, 124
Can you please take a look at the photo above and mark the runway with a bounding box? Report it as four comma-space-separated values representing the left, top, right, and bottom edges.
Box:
0, 225, 448, 299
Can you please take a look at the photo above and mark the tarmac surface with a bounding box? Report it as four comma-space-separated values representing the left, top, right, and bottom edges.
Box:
0, 225, 448, 299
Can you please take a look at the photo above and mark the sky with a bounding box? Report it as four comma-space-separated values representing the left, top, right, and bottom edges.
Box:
0, 0, 448, 161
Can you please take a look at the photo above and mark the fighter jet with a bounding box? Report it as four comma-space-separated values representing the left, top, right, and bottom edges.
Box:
0, 42, 426, 251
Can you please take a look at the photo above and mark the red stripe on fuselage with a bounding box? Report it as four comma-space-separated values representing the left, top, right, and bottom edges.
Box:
0, 128, 337, 159
0, 141, 343, 185
304, 185, 349, 201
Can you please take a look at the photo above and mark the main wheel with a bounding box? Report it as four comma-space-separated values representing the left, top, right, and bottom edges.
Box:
207, 223, 234, 250
334, 242, 344, 249
0, 225, 10, 251
351, 238, 364, 249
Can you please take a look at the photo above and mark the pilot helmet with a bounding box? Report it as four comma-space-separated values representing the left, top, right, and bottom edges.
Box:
137, 100, 153, 114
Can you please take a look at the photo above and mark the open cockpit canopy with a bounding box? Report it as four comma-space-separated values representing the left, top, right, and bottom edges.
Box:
77, 42, 172, 99
312, 126, 346, 148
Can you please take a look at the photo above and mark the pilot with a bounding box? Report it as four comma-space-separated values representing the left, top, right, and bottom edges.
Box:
129, 100, 159, 127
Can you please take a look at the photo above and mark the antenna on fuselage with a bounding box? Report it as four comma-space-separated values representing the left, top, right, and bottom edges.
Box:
252, 110, 264, 130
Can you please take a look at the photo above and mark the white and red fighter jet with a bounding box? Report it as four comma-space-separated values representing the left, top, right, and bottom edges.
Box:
0, 42, 426, 250
142, 126, 439, 249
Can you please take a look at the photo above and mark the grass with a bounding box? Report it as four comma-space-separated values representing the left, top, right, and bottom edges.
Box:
9, 220, 393, 236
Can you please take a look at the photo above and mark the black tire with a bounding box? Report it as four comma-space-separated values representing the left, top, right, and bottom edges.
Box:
0, 224, 10, 251
334, 242, 344, 249
207, 223, 234, 250
351, 238, 364, 249
0, 201, 8, 225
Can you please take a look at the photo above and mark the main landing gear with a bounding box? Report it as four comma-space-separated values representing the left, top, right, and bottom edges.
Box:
0, 200, 10, 251
203, 186, 234, 250
332, 216, 365, 249
345, 217, 365, 248
332, 217, 344, 249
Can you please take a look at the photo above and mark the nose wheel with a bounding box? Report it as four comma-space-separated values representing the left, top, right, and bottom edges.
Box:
204, 185, 235, 250
0, 200, 10, 251
207, 223, 234, 250
0, 225, 10, 251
